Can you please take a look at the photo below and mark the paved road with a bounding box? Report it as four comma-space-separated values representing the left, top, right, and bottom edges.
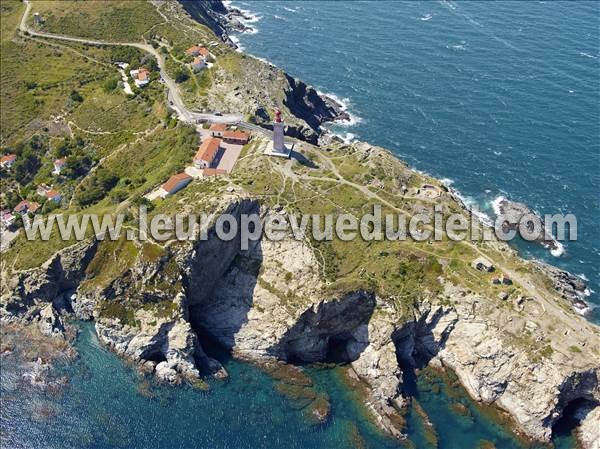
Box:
20, 0, 242, 125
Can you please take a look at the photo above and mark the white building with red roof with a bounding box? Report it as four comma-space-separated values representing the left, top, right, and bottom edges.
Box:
193, 137, 221, 169
191, 56, 207, 72
37, 184, 62, 203
130, 67, 150, 87
209, 123, 227, 137
158, 172, 192, 198
0, 153, 16, 169
53, 158, 66, 175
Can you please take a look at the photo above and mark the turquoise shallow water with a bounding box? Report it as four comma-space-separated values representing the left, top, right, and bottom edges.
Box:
229, 0, 600, 322
0, 323, 578, 448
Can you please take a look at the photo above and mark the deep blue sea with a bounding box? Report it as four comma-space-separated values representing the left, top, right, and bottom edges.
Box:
2, 2, 599, 448
229, 0, 600, 322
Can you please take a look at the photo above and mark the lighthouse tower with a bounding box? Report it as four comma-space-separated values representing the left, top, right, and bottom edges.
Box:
273, 110, 286, 152
265, 109, 291, 157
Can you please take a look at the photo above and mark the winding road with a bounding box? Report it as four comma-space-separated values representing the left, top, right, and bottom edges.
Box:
20, 0, 242, 125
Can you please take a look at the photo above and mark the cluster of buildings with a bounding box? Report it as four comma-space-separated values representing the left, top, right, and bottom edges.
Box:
0, 153, 64, 229
150, 123, 250, 200
0, 182, 63, 229
1, 200, 40, 229
471, 257, 512, 286
186, 44, 211, 72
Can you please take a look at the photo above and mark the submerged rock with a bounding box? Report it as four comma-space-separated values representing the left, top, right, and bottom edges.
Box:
304, 392, 331, 425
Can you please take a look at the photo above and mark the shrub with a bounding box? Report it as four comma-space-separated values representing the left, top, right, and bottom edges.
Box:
174, 68, 189, 83
70, 90, 83, 102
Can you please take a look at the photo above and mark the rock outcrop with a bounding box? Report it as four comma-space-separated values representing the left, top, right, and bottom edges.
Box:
492, 197, 562, 255
534, 261, 591, 314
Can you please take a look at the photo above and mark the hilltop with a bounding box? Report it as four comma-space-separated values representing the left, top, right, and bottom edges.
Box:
0, 1, 598, 447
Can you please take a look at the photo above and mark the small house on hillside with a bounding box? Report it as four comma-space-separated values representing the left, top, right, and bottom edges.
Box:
37, 184, 62, 202
191, 56, 207, 72
194, 138, 221, 169
130, 68, 150, 87
186, 45, 209, 58
36, 184, 52, 197
158, 173, 192, 198
0, 153, 16, 169
209, 123, 227, 137
53, 158, 66, 175
14, 200, 40, 215
472, 257, 494, 272
223, 130, 250, 145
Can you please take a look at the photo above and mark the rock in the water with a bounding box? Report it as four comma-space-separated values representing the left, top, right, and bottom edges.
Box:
38, 304, 64, 337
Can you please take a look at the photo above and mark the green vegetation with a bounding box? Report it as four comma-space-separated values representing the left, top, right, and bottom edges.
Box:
77, 169, 119, 206
82, 235, 138, 291
97, 299, 137, 327
30, 1, 163, 42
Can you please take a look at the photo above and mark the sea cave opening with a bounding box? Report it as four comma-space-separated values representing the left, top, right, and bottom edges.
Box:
551, 397, 598, 440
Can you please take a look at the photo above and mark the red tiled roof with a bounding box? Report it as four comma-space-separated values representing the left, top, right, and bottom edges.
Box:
161, 172, 192, 193
192, 56, 204, 65
186, 45, 209, 57
46, 190, 61, 199
138, 68, 150, 81
209, 123, 227, 132
194, 137, 221, 164
54, 158, 66, 166
223, 130, 249, 142
14, 200, 40, 214
1, 154, 16, 164
186, 45, 200, 55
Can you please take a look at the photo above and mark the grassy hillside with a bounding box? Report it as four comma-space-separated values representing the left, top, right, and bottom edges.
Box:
29, 1, 163, 42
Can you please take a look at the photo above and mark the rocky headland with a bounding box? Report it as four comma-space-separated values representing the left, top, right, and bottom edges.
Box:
1, 1, 599, 448
2, 141, 599, 447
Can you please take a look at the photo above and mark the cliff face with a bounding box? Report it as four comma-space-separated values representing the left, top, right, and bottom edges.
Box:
177, 0, 230, 40
174, 0, 349, 142
3, 196, 598, 446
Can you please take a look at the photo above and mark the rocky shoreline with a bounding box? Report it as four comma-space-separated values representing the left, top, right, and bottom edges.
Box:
2, 189, 599, 447
446, 188, 593, 316
179, 0, 351, 143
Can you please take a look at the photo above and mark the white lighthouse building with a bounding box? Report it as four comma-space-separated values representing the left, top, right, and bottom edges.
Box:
265, 109, 291, 157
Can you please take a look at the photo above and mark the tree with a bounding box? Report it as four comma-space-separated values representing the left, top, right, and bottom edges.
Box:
103, 76, 119, 92
174, 68, 189, 83
42, 199, 60, 214
64, 155, 92, 179
13, 148, 40, 185
70, 90, 83, 102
